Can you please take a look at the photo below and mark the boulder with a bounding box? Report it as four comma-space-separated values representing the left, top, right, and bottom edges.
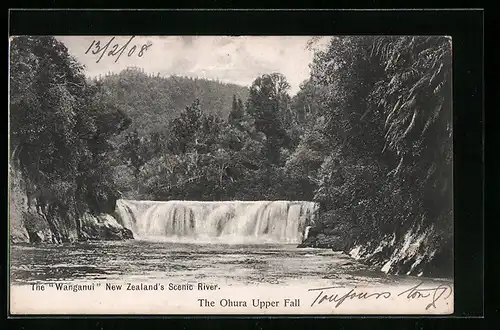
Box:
80, 213, 134, 241
298, 233, 349, 250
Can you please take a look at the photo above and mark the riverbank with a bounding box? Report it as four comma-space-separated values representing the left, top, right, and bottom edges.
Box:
10, 210, 133, 244
299, 222, 453, 278
9, 167, 133, 244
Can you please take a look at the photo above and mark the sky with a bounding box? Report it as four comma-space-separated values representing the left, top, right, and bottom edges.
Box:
56, 36, 330, 95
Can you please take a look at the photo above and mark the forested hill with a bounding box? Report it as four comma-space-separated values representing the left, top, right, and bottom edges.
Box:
95, 68, 249, 137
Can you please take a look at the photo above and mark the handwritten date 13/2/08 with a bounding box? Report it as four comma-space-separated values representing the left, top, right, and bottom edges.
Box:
85, 36, 152, 63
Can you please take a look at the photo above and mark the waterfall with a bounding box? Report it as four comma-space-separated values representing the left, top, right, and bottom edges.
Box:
115, 200, 318, 244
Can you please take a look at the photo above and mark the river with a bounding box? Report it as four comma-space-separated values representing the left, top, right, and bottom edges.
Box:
10, 239, 444, 287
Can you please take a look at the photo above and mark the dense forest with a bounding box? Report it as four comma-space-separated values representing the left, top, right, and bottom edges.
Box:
95, 68, 249, 139
9, 36, 452, 277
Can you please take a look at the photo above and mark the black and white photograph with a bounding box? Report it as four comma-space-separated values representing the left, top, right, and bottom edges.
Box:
9, 34, 453, 314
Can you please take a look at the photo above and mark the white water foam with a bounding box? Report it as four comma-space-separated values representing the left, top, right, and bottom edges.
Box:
115, 200, 318, 244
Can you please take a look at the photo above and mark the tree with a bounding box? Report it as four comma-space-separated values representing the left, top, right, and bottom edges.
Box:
292, 78, 327, 126
121, 129, 145, 177
306, 36, 392, 223
369, 36, 453, 229
229, 94, 244, 123
10, 36, 130, 241
168, 99, 204, 154
245, 73, 292, 165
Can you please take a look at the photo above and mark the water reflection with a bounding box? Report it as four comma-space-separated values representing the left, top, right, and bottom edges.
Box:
11, 240, 398, 286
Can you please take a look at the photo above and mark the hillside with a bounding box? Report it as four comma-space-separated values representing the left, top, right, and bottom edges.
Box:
95, 68, 250, 138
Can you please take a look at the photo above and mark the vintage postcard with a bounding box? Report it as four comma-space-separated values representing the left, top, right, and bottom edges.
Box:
9, 35, 453, 315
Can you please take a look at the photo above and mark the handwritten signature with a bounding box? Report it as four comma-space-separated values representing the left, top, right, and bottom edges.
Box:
85, 36, 152, 63
308, 281, 453, 310
397, 281, 453, 310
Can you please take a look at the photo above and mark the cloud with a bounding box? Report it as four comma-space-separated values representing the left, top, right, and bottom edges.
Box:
56, 35, 329, 95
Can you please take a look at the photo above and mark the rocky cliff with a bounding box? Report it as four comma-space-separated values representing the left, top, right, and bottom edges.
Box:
299, 216, 452, 278
9, 168, 133, 244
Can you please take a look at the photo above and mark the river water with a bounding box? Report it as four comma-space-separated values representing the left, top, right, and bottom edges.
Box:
10, 239, 445, 288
